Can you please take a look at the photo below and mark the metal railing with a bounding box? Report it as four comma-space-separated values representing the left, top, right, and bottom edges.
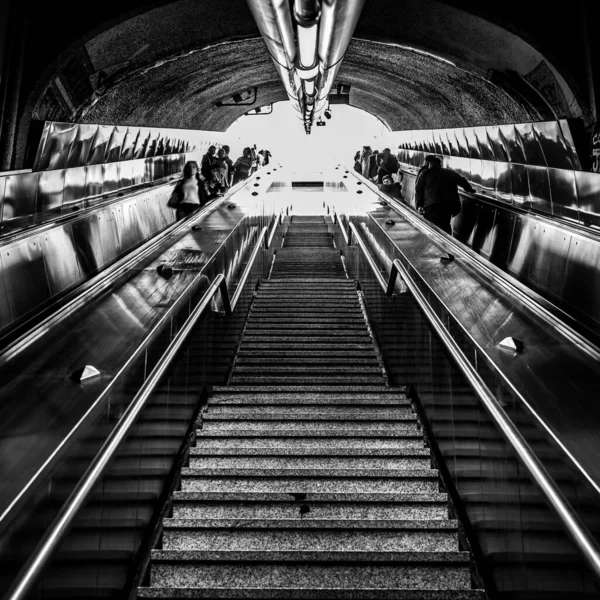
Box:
346, 220, 600, 584
5, 223, 273, 600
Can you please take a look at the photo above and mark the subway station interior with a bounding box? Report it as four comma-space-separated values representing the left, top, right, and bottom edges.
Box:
1, 1, 600, 599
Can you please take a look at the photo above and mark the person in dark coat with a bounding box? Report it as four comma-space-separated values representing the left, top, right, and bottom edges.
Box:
353, 151, 361, 174
415, 155, 475, 234
368, 150, 379, 180
200, 145, 217, 179
376, 148, 400, 184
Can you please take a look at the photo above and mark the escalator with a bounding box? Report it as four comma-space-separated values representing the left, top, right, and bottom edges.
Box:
3, 194, 600, 599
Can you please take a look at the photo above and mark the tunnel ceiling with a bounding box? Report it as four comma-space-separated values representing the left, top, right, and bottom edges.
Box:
16, 0, 595, 157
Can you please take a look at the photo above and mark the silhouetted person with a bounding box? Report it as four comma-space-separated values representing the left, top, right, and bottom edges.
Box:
233, 147, 253, 185
377, 148, 400, 184
360, 146, 372, 178
368, 150, 379, 180
171, 161, 206, 220
220, 145, 234, 186
201, 145, 217, 179
353, 151, 361, 173
415, 155, 474, 234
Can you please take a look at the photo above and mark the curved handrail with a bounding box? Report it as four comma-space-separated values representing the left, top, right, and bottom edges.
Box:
349, 221, 600, 583
267, 212, 283, 249
5, 221, 276, 600
347, 222, 390, 292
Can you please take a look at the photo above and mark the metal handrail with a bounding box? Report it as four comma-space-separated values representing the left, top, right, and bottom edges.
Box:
267, 212, 283, 249
230, 226, 268, 310
347, 222, 389, 291
5, 221, 276, 599
5, 274, 231, 600
349, 222, 600, 582
331, 209, 349, 246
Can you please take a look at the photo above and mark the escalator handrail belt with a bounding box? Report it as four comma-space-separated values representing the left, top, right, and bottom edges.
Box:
347, 222, 388, 291
231, 226, 268, 311
350, 222, 600, 584
5, 273, 231, 600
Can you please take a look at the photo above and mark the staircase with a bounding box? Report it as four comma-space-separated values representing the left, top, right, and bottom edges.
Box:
138, 216, 486, 598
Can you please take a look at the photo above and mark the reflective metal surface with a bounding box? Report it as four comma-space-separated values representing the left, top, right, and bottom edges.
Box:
0, 175, 279, 598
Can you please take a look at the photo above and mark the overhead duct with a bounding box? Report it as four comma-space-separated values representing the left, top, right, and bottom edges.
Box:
246, 0, 366, 134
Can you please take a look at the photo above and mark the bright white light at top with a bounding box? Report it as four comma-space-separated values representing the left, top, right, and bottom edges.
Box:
225, 101, 389, 170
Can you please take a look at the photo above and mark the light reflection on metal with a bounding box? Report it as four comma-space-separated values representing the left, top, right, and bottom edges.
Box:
246, 0, 366, 134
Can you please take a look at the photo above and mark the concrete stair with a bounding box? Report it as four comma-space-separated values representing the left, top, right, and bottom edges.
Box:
139, 216, 485, 599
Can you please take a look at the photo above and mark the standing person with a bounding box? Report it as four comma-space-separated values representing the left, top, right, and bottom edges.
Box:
204, 164, 227, 200
415, 155, 475, 234
377, 148, 400, 184
250, 145, 258, 174
232, 147, 253, 185
353, 151, 361, 173
368, 150, 379, 180
201, 145, 217, 180
262, 149, 272, 165
221, 145, 234, 186
170, 161, 206, 221
360, 146, 372, 178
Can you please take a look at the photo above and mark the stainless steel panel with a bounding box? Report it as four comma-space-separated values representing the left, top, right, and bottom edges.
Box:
106, 127, 126, 163
558, 119, 582, 170
548, 167, 579, 222
464, 128, 481, 159
533, 122, 573, 170
516, 123, 546, 167
63, 166, 87, 206
471, 202, 497, 257
35, 123, 78, 171
527, 165, 552, 216
134, 132, 151, 159
71, 214, 104, 274
479, 160, 496, 196
121, 128, 139, 161
509, 163, 530, 206
96, 207, 121, 264
488, 208, 516, 269
500, 124, 526, 164
468, 159, 483, 190
38, 169, 66, 212
67, 124, 99, 168
0, 263, 12, 328
87, 127, 111, 165
40, 226, 82, 296
431, 131, 443, 154
529, 223, 571, 299
0, 177, 6, 224
486, 126, 510, 162
102, 162, 121, 195
454, 129, 469, 158
445, 156, 470, 181
507, 214, 541, 282
131, 159, 146, 187
137, 196, 157, 239
574, 171, 600, 227
152, 156, 165, 181
144, 159, 155, 183
85, 164, 104, 198
2, 172, 39, 221
494, 161, 512, 203
120, 200, 142, 252
145, 133, 159, 158
120, 161, 133, 190
0, 236, 51, 320
562, 236, 600, 322
453, 196, 478, 243
473, 126, 494, 161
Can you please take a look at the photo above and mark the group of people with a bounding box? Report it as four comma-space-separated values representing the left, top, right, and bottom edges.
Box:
353, 146, 404, 199
170, 144, 272, 220
353, 147, 474, 234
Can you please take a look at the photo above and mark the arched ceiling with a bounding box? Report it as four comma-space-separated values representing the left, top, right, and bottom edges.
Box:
12, 0, 596, 163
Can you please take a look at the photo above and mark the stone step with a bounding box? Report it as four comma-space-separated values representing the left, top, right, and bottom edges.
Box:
211, 385, 403, 394
138, 586, 486, 599
209, 393, 407, 404
200, 420, 417, 431
228, 377, 385, 386
245, 317, 366, 324
231, 365, 381, 374
202, 409, 414, 420
243, 323, 367, 330
191, 437, 424, 449
147, 551, 472, 590
180, 473, 440, 494
205, 407, 411, 417
234, 353, 378, 361
190, 446, 429, 457
188, 456, 430, 470
161, 519, 458, 552
233, 344, 378, 352
171, 492, 449, 520
241, 331, 371, 338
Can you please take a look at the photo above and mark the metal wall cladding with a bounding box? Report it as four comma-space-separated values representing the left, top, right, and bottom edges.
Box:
0, 182, 179, 335
398, 167, 600, 334
67, 125, 98, 168
63, 167, 87, 207
393, 145, 600, 231
35, 123, 79, 171
38, 169, 66, 213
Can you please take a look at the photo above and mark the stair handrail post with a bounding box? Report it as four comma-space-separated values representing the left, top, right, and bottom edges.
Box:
388, 258, 600, 584
229, 226, 268, 312
3, 273, 230, 600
